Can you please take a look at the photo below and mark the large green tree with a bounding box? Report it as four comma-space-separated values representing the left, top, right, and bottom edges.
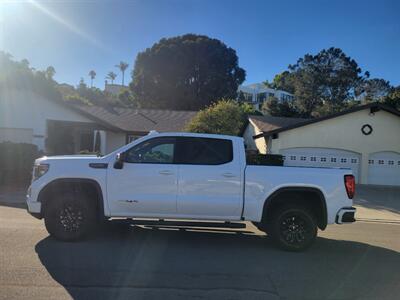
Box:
261, 96, 300, 117
356, 78, 392, 103
264, 71, 295, 94
289, 48, 367, 116
383, 86, 400, 110
130, 34, 246, 110
266, 48, 372, 117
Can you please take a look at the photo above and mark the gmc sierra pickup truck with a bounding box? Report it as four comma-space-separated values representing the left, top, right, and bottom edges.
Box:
26, 131, 356, 251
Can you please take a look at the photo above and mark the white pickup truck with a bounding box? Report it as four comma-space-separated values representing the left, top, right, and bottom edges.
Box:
26, 131, 356, 251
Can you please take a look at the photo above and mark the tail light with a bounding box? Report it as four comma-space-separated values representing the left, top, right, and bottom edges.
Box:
344, 175, 355, 199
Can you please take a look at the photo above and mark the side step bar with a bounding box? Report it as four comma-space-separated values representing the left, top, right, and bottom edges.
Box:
112, 219, 246, 229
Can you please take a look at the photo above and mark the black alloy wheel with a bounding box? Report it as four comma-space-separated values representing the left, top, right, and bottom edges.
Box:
270, 205, 317, 251
44, 193, 96, 241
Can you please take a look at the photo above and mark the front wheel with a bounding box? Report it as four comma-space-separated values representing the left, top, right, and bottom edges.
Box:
269, 205, 317, 251
44, 192, 96, 241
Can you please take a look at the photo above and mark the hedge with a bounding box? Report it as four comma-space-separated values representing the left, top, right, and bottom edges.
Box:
0, 142, 39, 185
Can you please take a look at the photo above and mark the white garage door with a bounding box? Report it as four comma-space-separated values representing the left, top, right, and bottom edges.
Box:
368, 152, 400, 186
281, 148, 361, 183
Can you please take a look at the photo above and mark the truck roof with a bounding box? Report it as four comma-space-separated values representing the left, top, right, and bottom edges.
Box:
145, 131, 244, 142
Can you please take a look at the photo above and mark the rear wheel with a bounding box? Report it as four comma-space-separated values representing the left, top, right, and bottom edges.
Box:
44, 192, 96, 241
269, 205, 317, 251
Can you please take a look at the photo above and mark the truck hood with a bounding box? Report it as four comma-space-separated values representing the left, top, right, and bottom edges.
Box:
35, 155, 103, 164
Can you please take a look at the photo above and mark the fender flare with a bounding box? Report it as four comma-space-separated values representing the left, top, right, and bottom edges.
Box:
263, 186, 327, 230
38, 178, 106, 220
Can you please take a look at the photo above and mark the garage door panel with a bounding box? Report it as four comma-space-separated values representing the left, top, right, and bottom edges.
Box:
281, 148, 361, 183
368, 152, 400, 186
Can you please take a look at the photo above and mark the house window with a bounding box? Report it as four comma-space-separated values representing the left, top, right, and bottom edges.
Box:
300, 156, 306, 161
378, 160, 384, 165
368, 160, 374, 164
256, 92, 267, 103
351, 158, 357, 164
398, 161, 400, 165
290, 155, 296, 160
242, 92, 253, 102
320, 157, 327, 162
331, 157, 337, 163
238, 91, 253, 102
388, 160, 394, 165
310, 157, 316, 162
341, 158, 347, 163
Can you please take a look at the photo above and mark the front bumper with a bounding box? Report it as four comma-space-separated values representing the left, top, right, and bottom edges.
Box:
336, 207, 356, 224
26, 191, 43, 219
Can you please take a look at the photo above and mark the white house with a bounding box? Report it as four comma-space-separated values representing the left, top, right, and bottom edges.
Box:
104, 82, 125, 96
244, 103, 400, 186
0, 89, 196, 155
238, 83, 294, 110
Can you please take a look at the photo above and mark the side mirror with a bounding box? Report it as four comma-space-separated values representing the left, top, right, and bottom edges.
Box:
113, 152, 126, 169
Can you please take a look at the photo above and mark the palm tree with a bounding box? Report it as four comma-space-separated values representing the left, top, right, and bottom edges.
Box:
115, 61, 129, 86
106, 71, 117, 84
45, 66, 56, 80
88, 70, 96, 88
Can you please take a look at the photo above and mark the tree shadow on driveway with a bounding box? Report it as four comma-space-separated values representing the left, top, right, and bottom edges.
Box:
35, 224, 400, 300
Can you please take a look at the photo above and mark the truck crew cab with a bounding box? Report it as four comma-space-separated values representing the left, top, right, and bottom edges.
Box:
27, 132, 356, 251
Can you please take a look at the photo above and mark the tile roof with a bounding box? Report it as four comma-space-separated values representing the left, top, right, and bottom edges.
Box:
74, 105, 198, 133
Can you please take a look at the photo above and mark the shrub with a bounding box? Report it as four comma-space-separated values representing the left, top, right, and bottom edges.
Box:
0, 142, 39, 185
185, 100, 247, 136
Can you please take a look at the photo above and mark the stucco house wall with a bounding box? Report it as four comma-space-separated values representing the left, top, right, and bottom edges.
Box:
243, 119, 267, 153
269, 109, 400, 184
0, 90, 95, 151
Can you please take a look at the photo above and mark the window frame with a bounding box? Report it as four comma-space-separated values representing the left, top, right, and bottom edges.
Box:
123, 137, 177, 165
175, 137, 234, 166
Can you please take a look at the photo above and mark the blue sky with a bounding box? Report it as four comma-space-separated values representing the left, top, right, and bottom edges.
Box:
1, 0, 399, 88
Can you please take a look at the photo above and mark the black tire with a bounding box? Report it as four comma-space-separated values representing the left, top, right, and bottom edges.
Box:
269, 204, 317, 252
44, 192, 96, 241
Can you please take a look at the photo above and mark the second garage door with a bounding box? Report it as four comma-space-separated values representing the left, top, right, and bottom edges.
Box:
281, 147, 361, 183
368, 151, 400, 186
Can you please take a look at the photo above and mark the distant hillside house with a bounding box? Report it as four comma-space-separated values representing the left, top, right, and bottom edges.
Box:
104, 81, 125, 95
238, 83, 294, 110
0, 89, 196, 155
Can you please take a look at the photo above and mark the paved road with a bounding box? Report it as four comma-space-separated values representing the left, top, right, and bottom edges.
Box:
0, 204, 399, 300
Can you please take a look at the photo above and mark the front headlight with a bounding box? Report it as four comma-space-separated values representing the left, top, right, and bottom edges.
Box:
33, 164, 49, 181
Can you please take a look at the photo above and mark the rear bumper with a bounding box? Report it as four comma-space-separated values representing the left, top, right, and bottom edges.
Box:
336, 207, 356, 224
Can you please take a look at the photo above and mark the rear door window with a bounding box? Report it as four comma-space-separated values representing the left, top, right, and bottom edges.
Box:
176, 137, 233, 165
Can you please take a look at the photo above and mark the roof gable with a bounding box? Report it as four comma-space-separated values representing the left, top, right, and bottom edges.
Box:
254, 103, 400, 139
249, 115, 307, 133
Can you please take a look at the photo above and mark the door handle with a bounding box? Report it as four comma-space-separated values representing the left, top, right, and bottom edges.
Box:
159, 170, 173, 175
222, 172, 236, 178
